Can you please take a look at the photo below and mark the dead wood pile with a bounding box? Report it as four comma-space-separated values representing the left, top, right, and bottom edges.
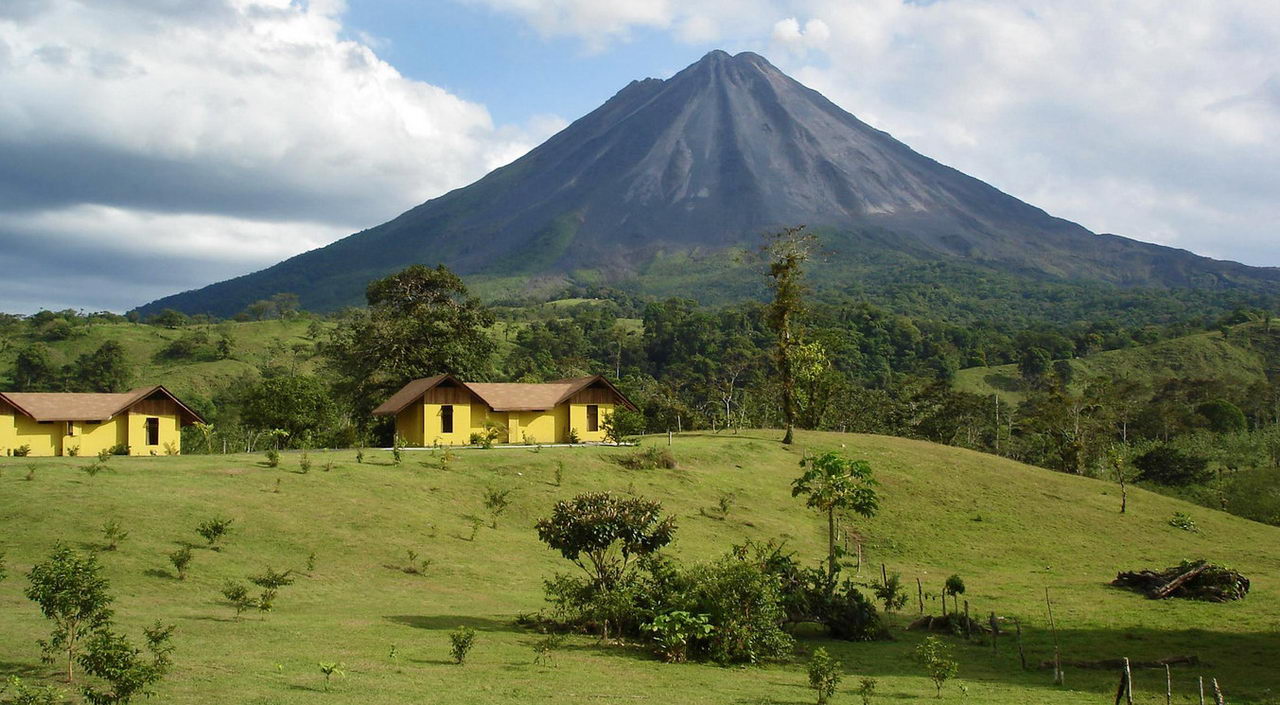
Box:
1111, 560, 1249, 602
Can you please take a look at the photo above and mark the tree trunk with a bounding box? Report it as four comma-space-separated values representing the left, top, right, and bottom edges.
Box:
827, 508, 837, 576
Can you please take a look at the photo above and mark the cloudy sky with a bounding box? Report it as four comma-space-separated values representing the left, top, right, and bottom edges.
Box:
1, 0, 1277, 314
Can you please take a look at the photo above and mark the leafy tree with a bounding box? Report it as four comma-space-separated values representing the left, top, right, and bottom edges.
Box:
535, 492, 676, 590
167, 547, 192, 581
77, 622, 174, 705
807, 647, 842, 705
762, 226, 816, 445
943, 575, 965, 614
1133, 445, 1212, 486
24, 545, 114, 682
792, 452, 880, 576
1017, 346, 1051, 386
913, 635, 958, 698
1198, 399, 1247, 433
239, 376, 337, 441
146, 309, 188, 328
12, 344, 61, 392
323, 264, 496, 421
100, 520, 128, 552
69, 341, 131, 392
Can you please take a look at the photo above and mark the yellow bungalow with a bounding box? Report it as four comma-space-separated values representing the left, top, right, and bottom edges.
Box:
373, 374, 636, 446
0, 385, 205, 457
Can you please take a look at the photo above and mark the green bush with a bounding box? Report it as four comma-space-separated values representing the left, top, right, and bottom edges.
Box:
683, 557, 794, 664
13, 445, 31, 457
168, 547, 193, 580
1168, 512, 1199, 532
914, 635, 958, 698
602, 408, 646, 443
449, 626, 476, 664
265, 449, 280, 468
614, 446, 677, 470
195, 518, 233, 550
643, 611, 713, 663
807, 647, 842, 705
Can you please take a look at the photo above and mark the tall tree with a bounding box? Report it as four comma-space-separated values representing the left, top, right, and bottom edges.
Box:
24, 545, 114, 683
323, 265, 496, 420
12, 344, 61, 391
763, 226, 816, 445
792, 451, 880, 576
70, 341, 131, 393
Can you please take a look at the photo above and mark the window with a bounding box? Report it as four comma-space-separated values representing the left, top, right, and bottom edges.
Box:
66, 421, 76, 437
145, 417, 160, 446
440, 405, 454, 434
586, 405, 599, 432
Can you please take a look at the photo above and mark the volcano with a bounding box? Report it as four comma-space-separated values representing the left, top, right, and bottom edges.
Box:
139, 50, 1279, 316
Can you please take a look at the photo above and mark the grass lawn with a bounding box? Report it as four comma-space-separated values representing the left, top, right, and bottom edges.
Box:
1, 431, 1277, 704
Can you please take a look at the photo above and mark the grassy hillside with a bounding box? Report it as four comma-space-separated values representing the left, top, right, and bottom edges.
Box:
953, 328, 1269, 406
1, 432, 1277, 704
0, 319, 325, 401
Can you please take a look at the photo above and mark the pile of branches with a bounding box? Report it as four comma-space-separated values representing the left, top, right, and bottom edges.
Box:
1111, 560, 1249, 602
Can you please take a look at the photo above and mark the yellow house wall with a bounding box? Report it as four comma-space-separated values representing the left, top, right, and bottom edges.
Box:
422, 401, 474, 447
61, 419, 128, 457
126, 411, 182, 456
568, 403, 614, 442
511, 410, 559, 444
395, 404, 424, 447
2, 404, 62, 457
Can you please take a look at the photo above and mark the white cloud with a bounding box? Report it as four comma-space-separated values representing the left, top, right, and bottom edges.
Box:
771, 17, 829, 50
0, 0, 562, 312
470, 0, 1280, 267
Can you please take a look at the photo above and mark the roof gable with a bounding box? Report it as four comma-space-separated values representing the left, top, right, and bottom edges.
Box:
374, 375, 637, 415
0, 386, 205, 424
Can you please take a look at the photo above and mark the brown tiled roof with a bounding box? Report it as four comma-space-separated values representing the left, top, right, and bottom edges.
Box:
371, 374, 454, 416
0, 385, 205, 424
373, 375, 637, 415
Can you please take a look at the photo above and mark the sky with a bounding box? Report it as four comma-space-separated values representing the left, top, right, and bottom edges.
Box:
0, 0, 1277, 314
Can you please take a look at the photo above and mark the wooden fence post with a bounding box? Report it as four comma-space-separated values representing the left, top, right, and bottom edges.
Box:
917, 577, 924, 615
1016, 619, 1027, 671
1212, 678, 1225, 705
990, 612, 998, 655
1198, 676, 1205, 705
1165, 664, 1172, 705
1114, 669, 1128, 705
1124, 657, 1134, 705
1046, 588, 1063, 686
964, 600, 971, 639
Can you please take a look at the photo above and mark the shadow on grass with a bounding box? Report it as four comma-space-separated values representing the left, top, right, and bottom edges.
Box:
142, 568, 175, 580
0, 661, 46, 678
385, 615, 513, 633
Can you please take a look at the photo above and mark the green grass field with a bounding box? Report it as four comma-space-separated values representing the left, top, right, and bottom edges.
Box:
1, 431, 1277, 704
953, 328, 1269, 406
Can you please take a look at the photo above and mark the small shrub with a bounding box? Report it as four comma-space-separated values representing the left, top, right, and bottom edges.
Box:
318, 662, 344, 691
196, 518, 234, 550
168, 546, 193, 580
265, 449, 280, 468
305, 552, 317, 573
399, 550, 432, 575
163, 441, 179, 456
82, 460, 107, 478
248, 567, 295, 590
101, 519, 129, 551
0, 550, 6, 582
14, 444, 32, 457
470, 421, 504, 449
532, 632, 565, 667
914, 635, 958, 698
221, 581, 255, 618
873, 573, 909, 613
107, 443, 129, 456
567, 428, 581, 445
467, 516, 484, 542
78, 621, 175, 705
96, 448, 112, 462
298, 452, 311, 474
857, 677, 878, 705
0, 675, 64, 705
449, 626, 476, 664
643, 611, 713, 663
808, 647, 842, 705
553, 460, 564, 487
355, 448, 364, 464
24, 465, 36, 481
483, 486, 513, 528
323, 458, 333, 472
66, 446, 79, 457
1169, 512, 1199, 532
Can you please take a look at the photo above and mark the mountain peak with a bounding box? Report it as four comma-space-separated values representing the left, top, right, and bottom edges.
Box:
137, 51, 1280, 316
